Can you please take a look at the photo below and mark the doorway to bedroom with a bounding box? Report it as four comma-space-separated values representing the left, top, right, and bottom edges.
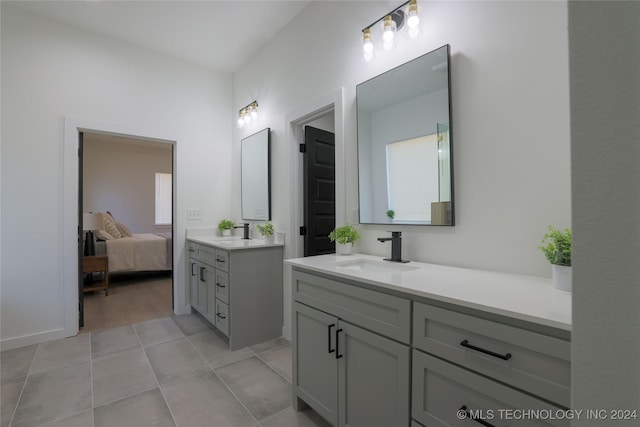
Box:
79, 131, 174, 332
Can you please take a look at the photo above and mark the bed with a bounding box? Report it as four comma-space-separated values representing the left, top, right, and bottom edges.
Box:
93, 212, 172, 273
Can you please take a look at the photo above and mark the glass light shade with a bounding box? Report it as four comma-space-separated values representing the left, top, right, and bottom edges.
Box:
244, 112, 252, 123
238, 116, 244, 127
408, 26, 420, 39
364, 50, 373, 62
250, 105, 258, 120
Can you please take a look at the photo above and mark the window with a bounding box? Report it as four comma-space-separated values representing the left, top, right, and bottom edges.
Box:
155, 173, 172, 225
386, 134, 439, 222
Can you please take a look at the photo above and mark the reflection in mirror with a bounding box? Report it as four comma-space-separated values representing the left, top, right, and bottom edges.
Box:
357, 44, 453, 225
241, 128, 271, 220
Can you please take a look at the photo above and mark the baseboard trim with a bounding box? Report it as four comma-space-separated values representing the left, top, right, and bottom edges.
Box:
1, 328, 69, 351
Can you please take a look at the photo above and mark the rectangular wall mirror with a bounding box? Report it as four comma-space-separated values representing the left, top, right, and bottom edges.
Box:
357, 44, 454, 225
241, 127, 271, 220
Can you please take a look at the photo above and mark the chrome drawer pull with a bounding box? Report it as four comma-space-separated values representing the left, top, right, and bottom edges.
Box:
459, 406, 495, 427
460, 340, 512, 361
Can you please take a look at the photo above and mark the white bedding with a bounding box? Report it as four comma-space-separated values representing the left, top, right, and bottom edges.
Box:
105, 233, 171, 273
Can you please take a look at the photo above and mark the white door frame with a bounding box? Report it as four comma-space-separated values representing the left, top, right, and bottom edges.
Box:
63, 117, 181, 338
282, 88, 345, 341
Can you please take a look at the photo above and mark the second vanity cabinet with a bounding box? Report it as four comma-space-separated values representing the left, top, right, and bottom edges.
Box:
188, 239, 283, 350
293, 270, 411, 427
289, 256, 572, 427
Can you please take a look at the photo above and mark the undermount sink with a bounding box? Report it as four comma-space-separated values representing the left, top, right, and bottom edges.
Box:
334, 258, 419, 274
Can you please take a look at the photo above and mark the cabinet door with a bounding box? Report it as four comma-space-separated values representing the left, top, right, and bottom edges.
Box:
188, 258, 198, 307
293, 302, 339, 426
197, 264, 210, 314
338, 321, 410, 427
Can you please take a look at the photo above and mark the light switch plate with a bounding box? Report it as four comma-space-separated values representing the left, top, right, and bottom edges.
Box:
187, 210, 202, 220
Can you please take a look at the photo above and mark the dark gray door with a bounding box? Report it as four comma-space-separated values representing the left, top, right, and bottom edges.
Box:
303, 126, 335, 256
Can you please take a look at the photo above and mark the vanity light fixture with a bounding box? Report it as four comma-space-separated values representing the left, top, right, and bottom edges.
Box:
237, 101, 259, 128
361, 0, 420, 61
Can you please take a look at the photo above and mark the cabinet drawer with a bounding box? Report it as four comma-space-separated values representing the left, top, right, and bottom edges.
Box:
412, 350, 569, 427
215, 270, 229, 303
215, 300, 229, 336
196, 244, 217, 266
215, 250, 229, 272
293, 270, 411, 343
413, 303, 570, 407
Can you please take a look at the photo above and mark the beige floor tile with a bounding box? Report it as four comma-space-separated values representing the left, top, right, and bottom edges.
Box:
145, 338, 209, 385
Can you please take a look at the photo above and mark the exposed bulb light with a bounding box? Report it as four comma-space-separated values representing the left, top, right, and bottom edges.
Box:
250, 102, 258, 120
407, 0, 419, 28
362, 28, 373, 61
244, 109, 252, 123
237, 112, 245, 128
382, 15, 395, 42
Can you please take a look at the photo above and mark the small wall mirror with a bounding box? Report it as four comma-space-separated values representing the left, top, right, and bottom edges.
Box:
357, 44, 454, 225
241, 128, 271, 220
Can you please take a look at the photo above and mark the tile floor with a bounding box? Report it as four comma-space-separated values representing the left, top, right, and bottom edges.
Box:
1, 314, 330, 427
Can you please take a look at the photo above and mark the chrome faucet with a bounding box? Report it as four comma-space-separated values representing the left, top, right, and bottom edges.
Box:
377, 231, 408, 263
235, 223, 250, 239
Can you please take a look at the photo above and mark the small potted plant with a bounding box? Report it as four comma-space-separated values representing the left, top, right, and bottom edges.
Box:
386, 209, 395, 222
329, 224, 360, 255
218, 219, 235, 237
539, 226, 572, 291
257, 222, 275, 243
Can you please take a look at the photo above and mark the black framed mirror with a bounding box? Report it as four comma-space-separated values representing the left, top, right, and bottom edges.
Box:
241, 128, 271, 220
357, 44, 453, 225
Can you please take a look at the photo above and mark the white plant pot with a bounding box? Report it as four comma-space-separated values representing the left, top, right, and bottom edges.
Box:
263, 235, 275, 244
222, 229, 232, 237
337, 243, 353, 255
552, 264, 572, 292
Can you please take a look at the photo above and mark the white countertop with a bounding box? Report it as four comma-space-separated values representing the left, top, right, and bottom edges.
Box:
187, 235, 284, 251
285, 254, 571, 331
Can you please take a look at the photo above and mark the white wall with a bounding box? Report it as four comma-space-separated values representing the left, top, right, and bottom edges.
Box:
569, 1, 640, 419
232, 0, 570, 274
231, 0, 570, 341
0, 5, 232, 348
83, 137, 172, 234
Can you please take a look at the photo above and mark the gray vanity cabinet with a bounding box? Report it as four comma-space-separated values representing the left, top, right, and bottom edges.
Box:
292, 270, 411, 427
187, 240, 283, 350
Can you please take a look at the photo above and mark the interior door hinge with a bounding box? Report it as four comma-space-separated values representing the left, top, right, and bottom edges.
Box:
299, 144, 306, 153
299, 226, 307, 236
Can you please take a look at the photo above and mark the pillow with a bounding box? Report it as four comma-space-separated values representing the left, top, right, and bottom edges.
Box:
116, 222, 133, 237
96, 230, 114, 240
101, 213, 122, 239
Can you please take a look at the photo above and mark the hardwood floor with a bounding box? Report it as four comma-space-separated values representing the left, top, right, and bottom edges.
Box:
81, 271, 173, 333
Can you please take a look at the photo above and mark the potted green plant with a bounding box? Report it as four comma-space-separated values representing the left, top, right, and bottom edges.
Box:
386, 209, 395, 221
257, 222, 275, 243
329, 224, 360, 255
218, 219, 235, 237
539, 226, 572, 291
